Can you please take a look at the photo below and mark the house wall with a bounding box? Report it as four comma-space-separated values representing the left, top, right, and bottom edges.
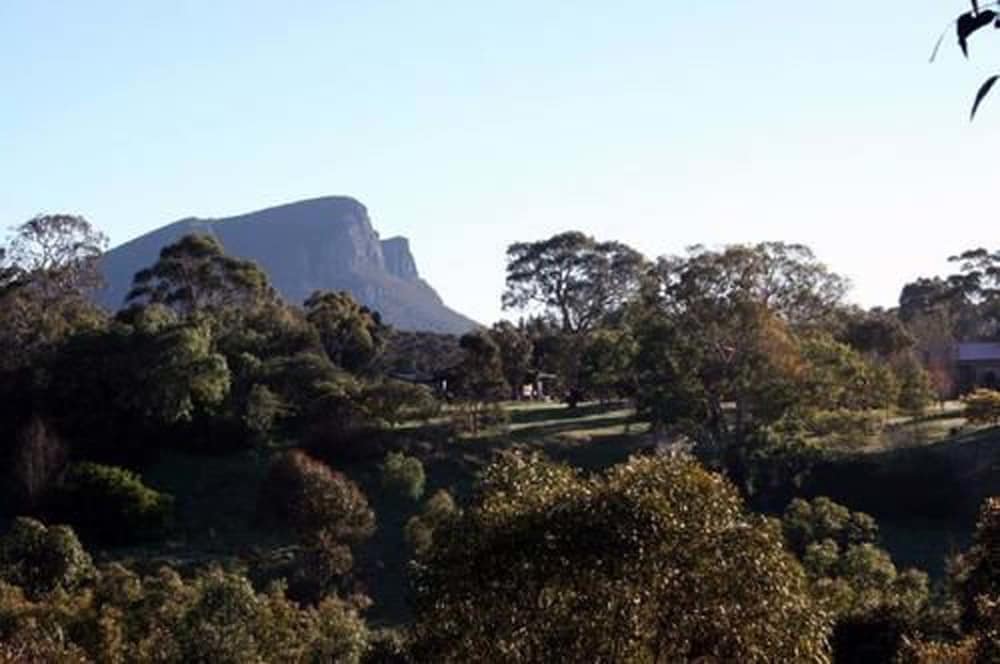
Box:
957, 361, 1000, 391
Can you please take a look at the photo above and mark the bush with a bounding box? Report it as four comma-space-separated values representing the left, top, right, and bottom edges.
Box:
404, 490, 459, 557
257, 450, 375, 542
258, 450, 375, 599
782, 498, 934, 663
48, 463, 174, 545
381, 452, 426, 501
801, 408, 883, 446
0, 561, 371, 663
962, 389, 1000, 426
0, 517, 94, 599
782, 496, 879, 557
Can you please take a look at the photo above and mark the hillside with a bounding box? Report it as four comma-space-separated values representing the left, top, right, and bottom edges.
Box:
96, 196, 479, 334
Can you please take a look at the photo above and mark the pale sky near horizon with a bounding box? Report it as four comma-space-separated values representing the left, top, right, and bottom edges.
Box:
3, 1, 1000, 324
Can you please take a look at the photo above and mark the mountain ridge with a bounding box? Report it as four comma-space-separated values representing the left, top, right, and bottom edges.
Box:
97, 196, 479, 334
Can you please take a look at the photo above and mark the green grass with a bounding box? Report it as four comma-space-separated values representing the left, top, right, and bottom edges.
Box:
110, 449, 291, 569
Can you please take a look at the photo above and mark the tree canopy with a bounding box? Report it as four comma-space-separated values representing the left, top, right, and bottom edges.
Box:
503, 231, 646, 333
409, 453, 832, 663
126, 234, 275, 317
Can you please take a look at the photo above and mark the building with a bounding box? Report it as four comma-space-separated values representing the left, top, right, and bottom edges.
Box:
956, 342, 1000, 391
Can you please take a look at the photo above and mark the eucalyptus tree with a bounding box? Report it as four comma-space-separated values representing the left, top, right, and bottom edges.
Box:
629, 242, 862, 481
503, 231, 646, 333
304, 290, 386, 374
126, 233, 275, 318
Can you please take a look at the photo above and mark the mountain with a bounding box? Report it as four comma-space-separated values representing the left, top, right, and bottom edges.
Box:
97, 196, 479, 334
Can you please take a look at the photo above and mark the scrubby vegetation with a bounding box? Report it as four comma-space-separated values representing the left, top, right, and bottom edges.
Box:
0, 214, 998, 662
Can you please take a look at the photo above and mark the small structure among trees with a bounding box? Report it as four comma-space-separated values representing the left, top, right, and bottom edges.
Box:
956, 342, 1000, 392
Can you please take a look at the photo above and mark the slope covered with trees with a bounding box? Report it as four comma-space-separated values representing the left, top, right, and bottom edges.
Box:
0, 214, 997, 662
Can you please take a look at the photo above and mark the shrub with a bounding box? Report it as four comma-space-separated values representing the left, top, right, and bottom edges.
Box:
381, 452, 426, 501
783, 498, 934, 663
782, 496, 879, 557
0, 561, 370, 663
962, 389, 1000, 426
0, 517, 94, 599
48, 463, 174, 545
258, 450, 374, 600
258, 450, 375, 542
802, 408, 883, 446
404, 490, 459, 557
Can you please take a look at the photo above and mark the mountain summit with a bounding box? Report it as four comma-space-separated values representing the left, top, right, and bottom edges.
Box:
97, 196, 479, 334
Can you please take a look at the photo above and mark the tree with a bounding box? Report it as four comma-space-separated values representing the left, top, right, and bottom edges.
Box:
258, 450, 375, 600
304, 290, 386, 373
655, 242, 849, 330
634, 293, 806, 466
452, 332, 508, 402
952, 498, 1000, 634
782, 498, 932, 663
900, 249, 1000, 342
905, 498, 1000, 661
6, 416, 67, 511
0, 215, 109, 364
44, 309, 231, 456
632, 243, 856, 471
799, 333, 891, 412
503, 231, 645, 333
126, 234, 275, 317
4, 214, 107, 299
841, 310, 914, 361
578, 327, 638, 402
409, 453, 831, 663
361, 379, 438, 428
447, 332, 510, 435
896, 354, 935, 416
489, 320, 533, 400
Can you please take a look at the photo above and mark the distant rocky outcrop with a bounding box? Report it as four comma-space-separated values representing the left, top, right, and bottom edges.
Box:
96, 197, 479, 334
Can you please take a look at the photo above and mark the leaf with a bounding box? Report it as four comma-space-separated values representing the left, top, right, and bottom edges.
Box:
930, 26, 949, 63
971, 74, 999, 120
957, 10, 997, 57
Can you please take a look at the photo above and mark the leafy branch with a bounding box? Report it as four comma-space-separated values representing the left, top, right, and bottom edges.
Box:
931, 1, 1000, 119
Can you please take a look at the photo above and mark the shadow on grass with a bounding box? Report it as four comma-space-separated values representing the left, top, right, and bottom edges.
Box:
507, 401, 628, 425
508, 414, 638, 441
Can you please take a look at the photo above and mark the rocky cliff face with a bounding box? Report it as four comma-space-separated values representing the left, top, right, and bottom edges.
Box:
97, 197, 479, 334
381, 237, 420, 281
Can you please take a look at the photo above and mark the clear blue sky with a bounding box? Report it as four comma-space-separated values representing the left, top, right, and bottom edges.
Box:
2, 1, 999, 324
